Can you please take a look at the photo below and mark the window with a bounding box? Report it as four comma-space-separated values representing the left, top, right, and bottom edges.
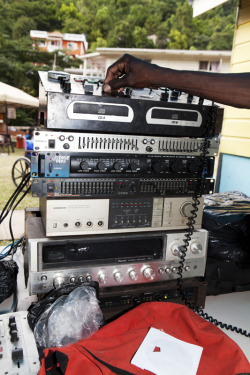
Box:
199, 60, 220, 72
199, 61, 208, 70
67, 42, 78, 50
210, 61, 220, 72
51, 40, 60, 46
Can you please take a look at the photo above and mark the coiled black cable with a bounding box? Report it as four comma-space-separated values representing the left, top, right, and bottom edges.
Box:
176, 104, 250, 338
0, 172, 30, 259
0, 172, 30, 224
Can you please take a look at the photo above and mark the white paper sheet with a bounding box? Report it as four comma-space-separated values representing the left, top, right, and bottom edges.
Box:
131, 327, 203, 375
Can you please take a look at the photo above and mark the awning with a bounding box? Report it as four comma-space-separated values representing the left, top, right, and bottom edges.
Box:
0, 81, 39, 110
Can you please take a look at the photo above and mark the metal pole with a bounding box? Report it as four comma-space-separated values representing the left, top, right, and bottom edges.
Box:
5, 101, 9, 155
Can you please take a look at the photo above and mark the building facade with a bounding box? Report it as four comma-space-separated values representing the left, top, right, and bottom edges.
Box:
215, 0, 250, 196
30, 30, 88, 57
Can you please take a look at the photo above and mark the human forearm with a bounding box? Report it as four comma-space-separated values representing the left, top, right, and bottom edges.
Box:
158, 68, 250, 108
103, 54, 250, 109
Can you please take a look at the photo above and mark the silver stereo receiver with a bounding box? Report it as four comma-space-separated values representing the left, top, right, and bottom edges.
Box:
39, 196, 204, 236
25, 216, 208, 295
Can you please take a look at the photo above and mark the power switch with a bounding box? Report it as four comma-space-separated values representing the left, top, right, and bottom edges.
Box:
48, 139, 55, 148
47, 183, 55, 193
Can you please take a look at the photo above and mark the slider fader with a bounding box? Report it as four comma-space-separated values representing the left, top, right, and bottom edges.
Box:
0, 311, 40, 374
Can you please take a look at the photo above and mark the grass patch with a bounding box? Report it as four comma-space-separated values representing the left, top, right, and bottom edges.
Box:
0, 147, 39, 211
0, 147, 39, 246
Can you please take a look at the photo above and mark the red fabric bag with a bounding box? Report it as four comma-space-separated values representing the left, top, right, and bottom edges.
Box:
39, 302, 250, 375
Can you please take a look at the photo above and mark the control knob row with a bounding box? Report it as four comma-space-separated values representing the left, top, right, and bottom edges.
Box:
52, 274, 93, 288
97, 267, 156, 284
170, 241, 203, 255
79, 161, 139, 172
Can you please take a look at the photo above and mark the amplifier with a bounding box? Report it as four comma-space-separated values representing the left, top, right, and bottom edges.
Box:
39, 196, 204, 236
33, 130, 219, 157
30, 152, 215, 179
30, 151, 214, 182
99, 278, 207, 321
39, 71, 217, 137
25, 216, 208, 295
31, 177, 214, 198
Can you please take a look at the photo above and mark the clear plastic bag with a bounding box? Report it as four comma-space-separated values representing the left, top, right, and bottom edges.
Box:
34, 286, 103, 348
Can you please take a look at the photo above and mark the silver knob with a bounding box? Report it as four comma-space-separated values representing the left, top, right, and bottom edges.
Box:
70, 276, 77, 283
158, 268, 165, 274
171, 244, 184, 257
143, 267, 156, 280
41, 275, 47, 281
98, 272, 108, 284
172, 267, 179, 273
190, 243, 203, 254
78, 276, 85, 282
114, 272, 123, 283
184, 265, 191, 272
180, 202, 193, 217
129, 270, 138, 281
53, 276, 64, 288
86, 275, 92, 282
165, 267, 172, 274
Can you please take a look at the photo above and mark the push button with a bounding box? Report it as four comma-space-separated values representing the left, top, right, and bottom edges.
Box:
48, 139, 55, 148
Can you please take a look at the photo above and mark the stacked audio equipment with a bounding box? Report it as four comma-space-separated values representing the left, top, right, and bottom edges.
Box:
27, 71, 219, 319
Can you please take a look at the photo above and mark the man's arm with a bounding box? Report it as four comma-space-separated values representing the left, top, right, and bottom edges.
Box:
103, 54, 250, 109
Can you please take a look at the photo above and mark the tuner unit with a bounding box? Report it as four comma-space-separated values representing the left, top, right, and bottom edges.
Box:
26, 216, 208, 295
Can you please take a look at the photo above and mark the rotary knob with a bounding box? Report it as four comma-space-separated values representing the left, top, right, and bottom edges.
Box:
165, 267, 172, 274
86, 275, 93, 282
98, 272, 108, 284
171, 244, 184, 257
114, 272, 123, 283
129, 270, 138, 281
190, 243, 203, 254
143, 267, 156, 280
170, 159, 186, 173
113, 162, 122, 171
80, 161, 89, 170
70, 276, 77, 283
180, 202, 193, 217
151, 160, 165, 173
172, 267, 179, 273
187, 159, 202, 173
53, 276, 65, 288
63, 143, 70, 149
96, 161, 106, 170
128, 162, 138, 171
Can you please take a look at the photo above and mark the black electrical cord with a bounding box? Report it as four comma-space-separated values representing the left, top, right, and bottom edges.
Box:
176, 104, 250, 338
0, 171, 30, 259
0, 172, 30, 224
8, 185, 31, 258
